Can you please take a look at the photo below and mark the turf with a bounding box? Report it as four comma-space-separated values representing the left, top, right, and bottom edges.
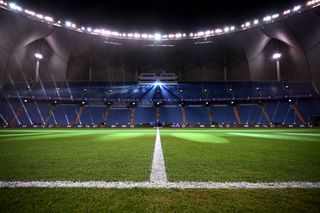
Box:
161, 129, 320, 182
0, 129, 155, 181
0, 188, 319, 212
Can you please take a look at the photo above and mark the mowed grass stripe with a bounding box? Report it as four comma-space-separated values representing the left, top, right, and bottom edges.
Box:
1, 188, 320, 212
161, 129, 320, 182
0, 129, 156, 181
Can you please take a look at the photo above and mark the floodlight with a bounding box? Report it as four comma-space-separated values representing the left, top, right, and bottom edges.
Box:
25, 10, 35, 16
36, 14, 43, 19
101, 30, 110, 35
263, 16, 272, 22
65, 21, 72, 27
134, 33, 140, 38
215, 29, 222, 33
154, 33, 161, 40
293, 5, 301, 11
153, 81, 163, 86
9, 2, 22, 11
93, 29, 100, 34
44, 16, 53, 22
283, 10, 291, 15
34, 53, 43, 60
254, 19, 259, 24
272, 53, 282, 60
87, 27, 92, 32
111, 31, 119, 36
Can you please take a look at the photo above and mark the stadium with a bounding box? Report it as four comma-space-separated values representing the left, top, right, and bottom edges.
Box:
0, 0, 320, 211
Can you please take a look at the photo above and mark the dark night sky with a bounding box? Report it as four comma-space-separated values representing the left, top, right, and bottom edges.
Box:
17, 0, 303, 32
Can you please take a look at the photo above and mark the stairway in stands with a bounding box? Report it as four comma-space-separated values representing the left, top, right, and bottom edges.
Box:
156, 107, 160, 122
74, 106, 84, 125
102, 107, 110, 124
44, 105, 56, 125
206, 106, 213, 124
180, 106, 187, 127
259, 104, 272, 124
130, 107, 136, 127
291, 104, 306, 125
9, 104, 23, 126
232, 105, 242, 124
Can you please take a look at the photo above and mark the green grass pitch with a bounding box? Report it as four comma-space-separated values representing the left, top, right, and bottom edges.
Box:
161, 129, 320, 182
0, 128, 320, 212
0, 129, 156, 181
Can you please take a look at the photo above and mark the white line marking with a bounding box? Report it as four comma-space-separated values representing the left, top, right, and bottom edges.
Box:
0, 181, 319, 189
150, 128, 167, 183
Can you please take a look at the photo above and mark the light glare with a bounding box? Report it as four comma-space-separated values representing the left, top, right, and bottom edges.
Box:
272, 53, 282, 59
34, 53, 43, 60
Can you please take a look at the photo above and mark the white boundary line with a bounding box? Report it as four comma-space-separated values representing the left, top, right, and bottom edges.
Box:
150, 128, 167, 183
0, 181, 320, 189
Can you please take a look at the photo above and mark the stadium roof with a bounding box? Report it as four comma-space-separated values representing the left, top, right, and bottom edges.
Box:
0, 0, 320, 88
18, 0, 303, 32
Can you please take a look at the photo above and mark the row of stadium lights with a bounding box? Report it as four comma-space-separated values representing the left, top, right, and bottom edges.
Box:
1, 0, 320, 41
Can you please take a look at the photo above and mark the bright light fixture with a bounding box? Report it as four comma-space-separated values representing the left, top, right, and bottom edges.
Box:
153, 81, 163, 86
154, 33, 161, 40
293, 5, 301, 11
65, 21, 72, 27
263, 16, 272, 22
44, 16, 53, 22
2, 1, 315, 41
34, 53, 43, 60
134, 33, 140, 38
272, 53, 282, 59
9, 2, 22, 11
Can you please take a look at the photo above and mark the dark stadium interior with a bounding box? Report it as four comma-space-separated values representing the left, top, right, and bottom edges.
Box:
1, 1, 320, 211
0, 0, 320, 128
